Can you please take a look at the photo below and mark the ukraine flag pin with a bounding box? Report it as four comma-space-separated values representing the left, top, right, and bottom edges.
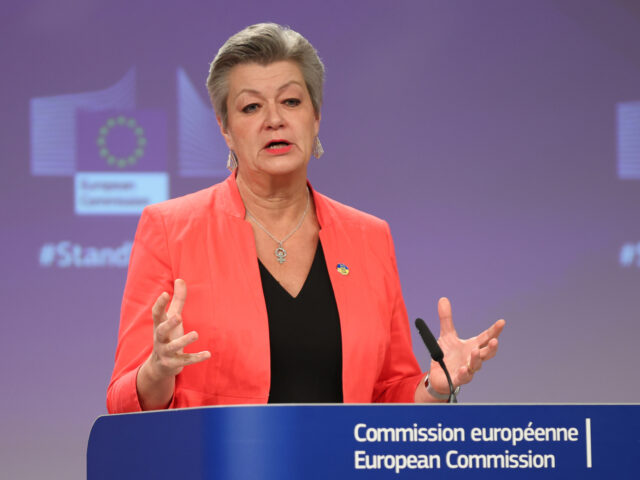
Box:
336, 263, 349, 275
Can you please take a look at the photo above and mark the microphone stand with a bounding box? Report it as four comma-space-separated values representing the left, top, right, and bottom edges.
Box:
415, 318, 458, 403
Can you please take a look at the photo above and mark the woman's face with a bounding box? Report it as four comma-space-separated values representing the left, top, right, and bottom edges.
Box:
219, 60, 320, 179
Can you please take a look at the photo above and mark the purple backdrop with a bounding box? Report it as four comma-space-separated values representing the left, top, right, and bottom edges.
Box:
2, 0, 639, 477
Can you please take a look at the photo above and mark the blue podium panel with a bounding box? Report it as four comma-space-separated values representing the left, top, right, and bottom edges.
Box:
88, 404, 640, 479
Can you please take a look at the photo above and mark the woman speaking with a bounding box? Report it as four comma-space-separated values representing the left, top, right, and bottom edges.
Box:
107, 23, 504, 412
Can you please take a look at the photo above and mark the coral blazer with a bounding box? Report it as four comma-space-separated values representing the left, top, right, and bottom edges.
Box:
107, 174, 423, 413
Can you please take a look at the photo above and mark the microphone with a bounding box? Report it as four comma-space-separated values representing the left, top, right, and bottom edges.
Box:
415, 318, 458, 403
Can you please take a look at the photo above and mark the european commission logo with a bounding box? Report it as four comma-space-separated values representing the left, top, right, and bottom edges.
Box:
30, 69, 168, 215
30, 67, 227, 216
74, 110, 168, 214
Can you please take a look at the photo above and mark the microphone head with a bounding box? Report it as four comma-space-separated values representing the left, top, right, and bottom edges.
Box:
415, 318, 444, 362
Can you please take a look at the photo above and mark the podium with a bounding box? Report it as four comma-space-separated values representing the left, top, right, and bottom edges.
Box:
88, 404, 639, 479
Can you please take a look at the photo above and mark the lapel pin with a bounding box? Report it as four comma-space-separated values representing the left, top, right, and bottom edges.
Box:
336, 263, 349, 275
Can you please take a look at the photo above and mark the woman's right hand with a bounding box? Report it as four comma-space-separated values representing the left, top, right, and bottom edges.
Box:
137, 278, 211, 409
149, 278, 211, 377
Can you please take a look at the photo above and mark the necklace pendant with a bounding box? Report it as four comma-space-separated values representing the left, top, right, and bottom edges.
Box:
275, 246, 287, 264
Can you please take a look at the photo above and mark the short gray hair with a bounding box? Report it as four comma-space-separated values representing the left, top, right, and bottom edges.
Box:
206, 23, 325, 128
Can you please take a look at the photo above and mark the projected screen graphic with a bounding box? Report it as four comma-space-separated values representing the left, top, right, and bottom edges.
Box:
2, 1, 640, 478
617, 101, 640, 268
29, 66, 229, 270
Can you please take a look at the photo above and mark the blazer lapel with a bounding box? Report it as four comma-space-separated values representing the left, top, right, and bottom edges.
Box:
315, 190, 364, 401
205, 175, 271, 399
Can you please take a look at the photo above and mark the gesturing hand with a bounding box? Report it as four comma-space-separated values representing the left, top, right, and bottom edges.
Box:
137, 279, 211, 410
149, 278, 211, 379
426, 297, 505, 398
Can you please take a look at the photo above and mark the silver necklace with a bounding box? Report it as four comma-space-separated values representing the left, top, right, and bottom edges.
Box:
245, 188, 310, 264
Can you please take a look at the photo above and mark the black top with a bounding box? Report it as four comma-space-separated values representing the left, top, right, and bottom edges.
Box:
259, 241, 343, 403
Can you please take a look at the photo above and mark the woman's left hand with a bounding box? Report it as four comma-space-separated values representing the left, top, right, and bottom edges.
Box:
421, 297, 505, 401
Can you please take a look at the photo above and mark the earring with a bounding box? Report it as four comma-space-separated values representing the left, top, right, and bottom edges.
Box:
227, 150, 238, 171
312, 136, 324, 159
